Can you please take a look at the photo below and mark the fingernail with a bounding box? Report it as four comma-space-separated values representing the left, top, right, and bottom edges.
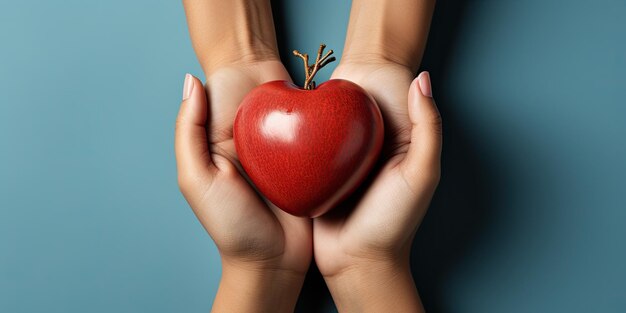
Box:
418, 71, 432, 97
182, 73, 194, 100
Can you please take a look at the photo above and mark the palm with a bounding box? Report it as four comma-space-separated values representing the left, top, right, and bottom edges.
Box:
314, 63, 431, 275
193, 61, 312, 273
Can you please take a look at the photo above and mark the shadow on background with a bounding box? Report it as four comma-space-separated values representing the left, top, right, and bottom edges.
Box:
271, 0, 292, 71
413, 1, 498, 312
273, 1, 492, 312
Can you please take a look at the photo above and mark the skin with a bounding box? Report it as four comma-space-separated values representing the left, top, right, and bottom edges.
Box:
176, 0, 439, 312
316, 1, 439, 312
179, 1, 310, 312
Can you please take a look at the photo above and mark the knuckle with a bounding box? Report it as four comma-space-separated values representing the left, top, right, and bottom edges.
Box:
422, 166, 441, 188
174, 116, 186, 132
430, 111, 443, 135
177, 172, 192, 194
177, 169, 215, 199
177, 171, 202, 195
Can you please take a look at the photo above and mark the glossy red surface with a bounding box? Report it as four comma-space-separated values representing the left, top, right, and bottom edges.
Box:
233, 79, 384, 217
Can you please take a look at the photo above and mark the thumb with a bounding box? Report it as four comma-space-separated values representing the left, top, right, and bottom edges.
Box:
401, 71, 443, 189
175, 73, 215, 190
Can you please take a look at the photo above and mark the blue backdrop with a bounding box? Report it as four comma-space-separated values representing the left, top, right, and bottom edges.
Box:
1, 1, 625, 312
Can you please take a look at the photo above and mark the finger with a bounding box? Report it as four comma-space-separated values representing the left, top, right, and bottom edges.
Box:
175, 74, 215, 189
401, 71, 443, 188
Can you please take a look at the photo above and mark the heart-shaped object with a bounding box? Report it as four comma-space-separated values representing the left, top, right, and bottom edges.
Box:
234, 79, 384, 217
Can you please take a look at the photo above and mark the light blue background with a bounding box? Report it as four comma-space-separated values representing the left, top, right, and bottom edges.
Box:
1, 1, 625, 312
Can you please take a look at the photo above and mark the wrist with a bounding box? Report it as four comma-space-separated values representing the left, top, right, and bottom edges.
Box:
212, 259, 306, 313
340, 45, 414, 71
341, 0, 435, 71
201, 36, 280, 76
323, 259, 424, 313
184, 0, 281, 75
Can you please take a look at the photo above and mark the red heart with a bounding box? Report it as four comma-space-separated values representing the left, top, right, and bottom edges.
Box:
234, 79, 384, 217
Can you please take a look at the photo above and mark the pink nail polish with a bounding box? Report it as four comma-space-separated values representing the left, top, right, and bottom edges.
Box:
182, 73, 193, 100
418, 71, 432, 97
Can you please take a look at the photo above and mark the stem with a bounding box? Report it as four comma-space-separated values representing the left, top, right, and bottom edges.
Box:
292, 44, 336, 90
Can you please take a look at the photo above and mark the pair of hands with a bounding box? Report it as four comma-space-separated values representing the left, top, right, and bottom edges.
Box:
175, 58, 441, 311
176, 0, 439, 311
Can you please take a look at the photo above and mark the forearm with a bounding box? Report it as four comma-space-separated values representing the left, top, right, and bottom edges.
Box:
342, 0, 436, 71
183, 0, 280, 74
211, 260, 305, 313
324, 260, 424, 313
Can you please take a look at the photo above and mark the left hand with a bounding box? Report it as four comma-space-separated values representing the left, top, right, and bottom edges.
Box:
313, 60, 442, 311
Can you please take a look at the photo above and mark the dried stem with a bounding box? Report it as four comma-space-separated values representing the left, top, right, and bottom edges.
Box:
292, 50, 309, 80
292, 44, 336, 90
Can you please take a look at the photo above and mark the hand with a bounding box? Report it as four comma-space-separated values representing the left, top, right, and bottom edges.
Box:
180, 1, 313, 311
311, 0, 438, 309
175, 65, 312, 313
314, 61, 442, 312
